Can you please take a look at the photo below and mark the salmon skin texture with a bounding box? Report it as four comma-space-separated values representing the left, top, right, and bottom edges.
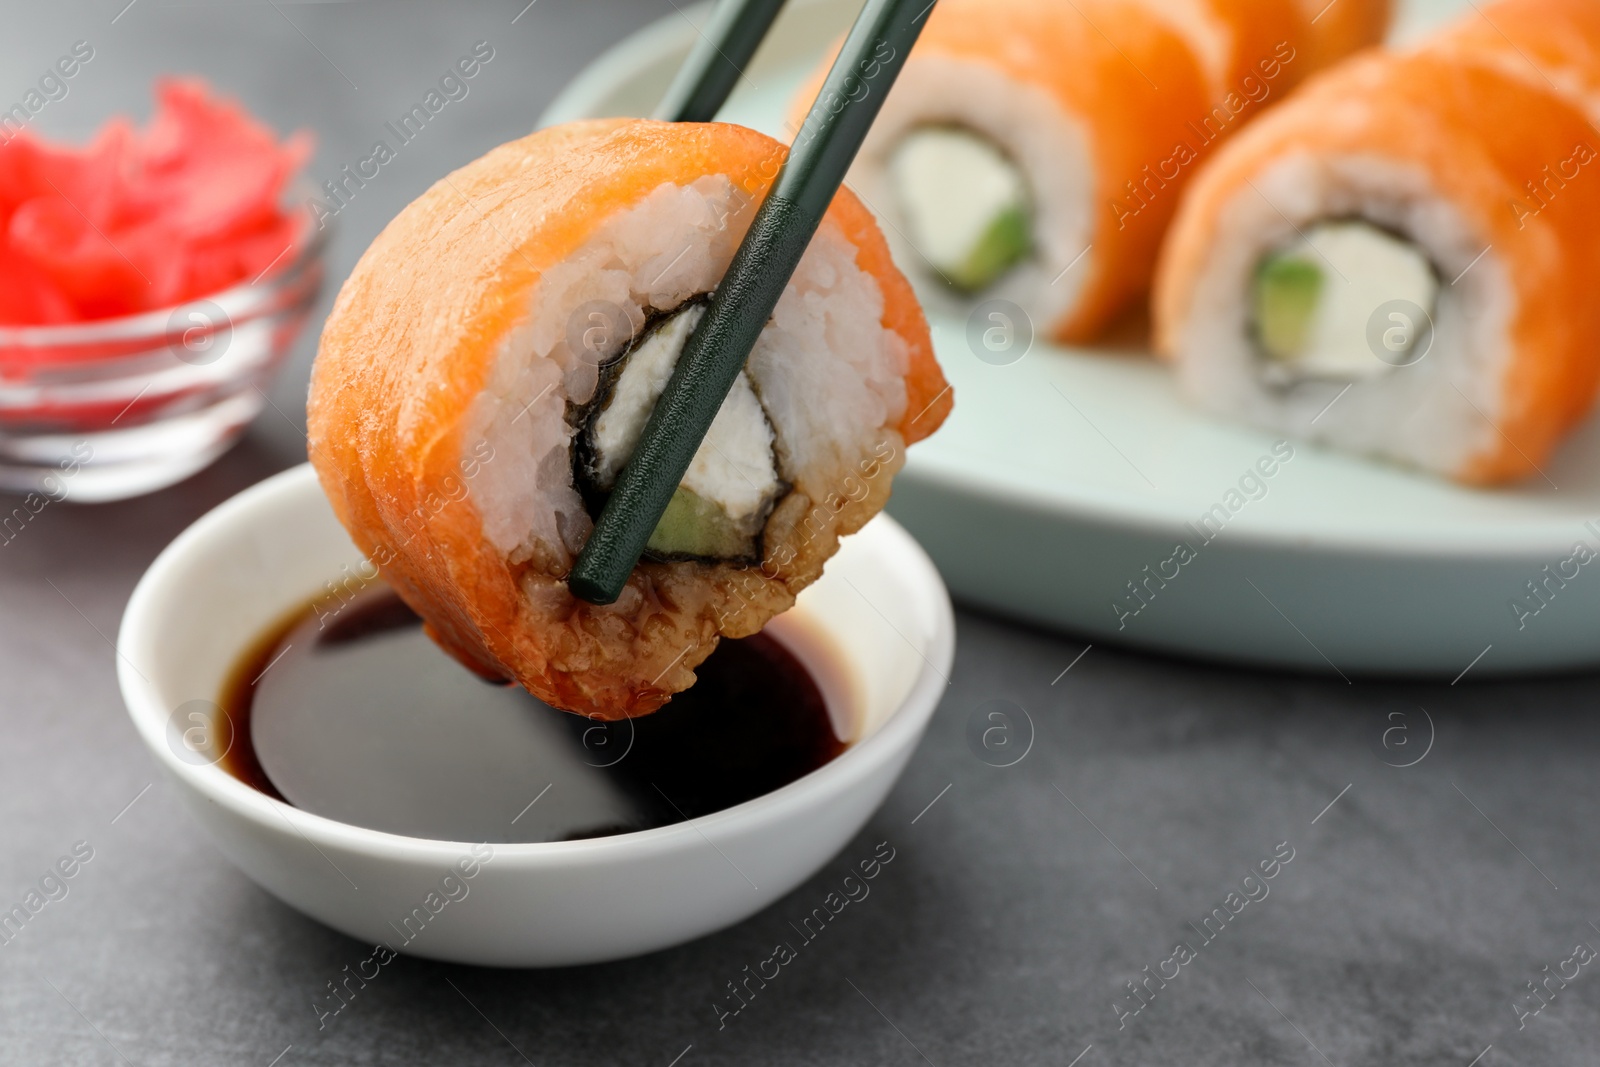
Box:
1295, 0, 1392, 71
308, 119, 950, 718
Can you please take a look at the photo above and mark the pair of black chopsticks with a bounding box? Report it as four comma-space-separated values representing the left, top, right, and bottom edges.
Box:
567, 0, 935, 605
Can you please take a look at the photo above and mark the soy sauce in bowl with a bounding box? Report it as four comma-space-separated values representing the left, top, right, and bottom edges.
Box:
218, 583, 850, 843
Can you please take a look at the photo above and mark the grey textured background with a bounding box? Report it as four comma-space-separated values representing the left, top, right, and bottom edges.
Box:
3, 2, 1598, 1065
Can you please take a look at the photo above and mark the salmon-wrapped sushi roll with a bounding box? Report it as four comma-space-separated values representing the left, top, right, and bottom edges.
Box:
307, 119, 951, 718
790, 0, 1383, 342
1154, 0, 1600, 484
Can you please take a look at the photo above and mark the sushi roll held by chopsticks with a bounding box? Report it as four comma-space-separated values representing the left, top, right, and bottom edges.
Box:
794, 0, 1391, 342
309, 0, 951, 720
308, 119, 950, 718
1154, 0, 1600, 485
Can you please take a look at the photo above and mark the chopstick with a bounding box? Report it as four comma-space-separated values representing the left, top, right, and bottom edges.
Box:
654, 0, 789, 122
569, 0, 935, 605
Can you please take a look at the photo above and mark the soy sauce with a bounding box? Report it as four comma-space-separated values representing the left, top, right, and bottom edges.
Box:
219, 584, 848, 843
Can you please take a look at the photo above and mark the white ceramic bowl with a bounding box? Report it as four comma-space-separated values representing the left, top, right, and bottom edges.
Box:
117, 464, 953, 967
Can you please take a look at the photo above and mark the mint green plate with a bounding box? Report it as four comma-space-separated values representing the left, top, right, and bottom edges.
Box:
541, 0, 1600, 678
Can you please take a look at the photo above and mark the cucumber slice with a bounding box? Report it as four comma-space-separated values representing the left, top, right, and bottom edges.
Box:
1251, 221, 1437, 383
891, 126, 1032, 293
946, 202, 1032, 292
1254, 255, 1324, 361
646, 487, 751, 560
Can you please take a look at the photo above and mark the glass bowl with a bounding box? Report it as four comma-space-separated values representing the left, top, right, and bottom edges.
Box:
0, 221, 329, 503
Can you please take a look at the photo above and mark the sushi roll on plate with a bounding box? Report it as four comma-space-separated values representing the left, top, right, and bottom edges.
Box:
308, 118, 952, 719
1154, 0, 1600, 484
790, 0, 1391, 342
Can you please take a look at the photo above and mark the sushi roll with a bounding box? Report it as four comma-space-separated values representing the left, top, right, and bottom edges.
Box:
1153, 0, 1600, 484
307, 119, 951, 718
791, 0, 1386, 342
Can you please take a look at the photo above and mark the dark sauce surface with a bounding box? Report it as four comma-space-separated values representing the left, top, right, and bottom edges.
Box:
219, 584, 847, 843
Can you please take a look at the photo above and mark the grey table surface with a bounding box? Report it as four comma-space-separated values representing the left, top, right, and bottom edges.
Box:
3, 2, 1599, 1065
